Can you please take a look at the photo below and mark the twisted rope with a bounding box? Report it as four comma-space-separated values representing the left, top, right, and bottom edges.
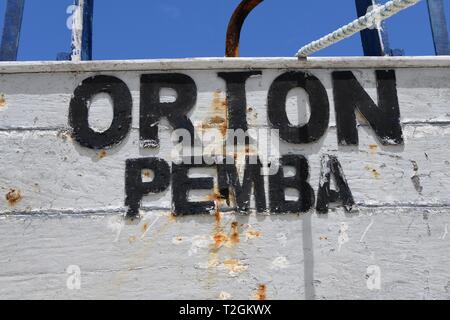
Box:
296, 0, 421, 58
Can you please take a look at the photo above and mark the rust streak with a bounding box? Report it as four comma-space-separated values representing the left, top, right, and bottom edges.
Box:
213, 232, 229, 249
201, 91, 228, 136
0, 93, 6, 108
254, 284, 267, 300
230, 221, 240, 244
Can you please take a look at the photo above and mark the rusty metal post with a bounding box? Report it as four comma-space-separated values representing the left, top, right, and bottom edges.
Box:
226, 0, 263, 57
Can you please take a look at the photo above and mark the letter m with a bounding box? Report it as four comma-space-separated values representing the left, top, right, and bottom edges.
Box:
332, 70, 403, 146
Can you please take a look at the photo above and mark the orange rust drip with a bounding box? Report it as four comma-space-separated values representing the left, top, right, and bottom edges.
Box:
141, 223, 149, 233
255, 284, 267, 300
0, 94, 6, 108
201, 91, 228, 136
230, 222, 240, 244
226, 0, 264, 57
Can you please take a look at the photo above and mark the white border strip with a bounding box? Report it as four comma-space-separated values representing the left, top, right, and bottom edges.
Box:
1, 57, 450, 74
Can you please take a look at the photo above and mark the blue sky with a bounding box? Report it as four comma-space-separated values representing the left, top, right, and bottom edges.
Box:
0, 0, 448, 60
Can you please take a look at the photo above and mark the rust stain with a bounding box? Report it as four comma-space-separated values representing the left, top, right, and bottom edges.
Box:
368, 144, 378, 152
245, 228, 262, 240
254, 284, 267, 301
98, 150, 107, 159
0, 93, 6, 108
6, 189, 22, 206
215, 209, 222, 224
168, 213, 177, 223
230, 221, 240, 244
143, 170, 152, 178
212, 90, 228, 111
365, 165, 381, 179
141, 223, 149, 234
128, 236, 137, 244
213, 232, 229, 249
172, 236, 185, 245
319, 236, 329, 241
57, 130, 73, 142
201, 91, 228, 137
208, 189, 225, 206
212, 220, 241, 249
202, 116, 228, 136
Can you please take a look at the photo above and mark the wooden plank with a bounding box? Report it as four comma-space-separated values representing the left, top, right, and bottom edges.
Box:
0, 208, 449, 299
1, 68, 450, 129
0, 0, 25, 61
0, 124, 449, 214
0, 58, 449, 300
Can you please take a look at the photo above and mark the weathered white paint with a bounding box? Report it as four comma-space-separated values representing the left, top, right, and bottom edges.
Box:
0, 57, 449, 300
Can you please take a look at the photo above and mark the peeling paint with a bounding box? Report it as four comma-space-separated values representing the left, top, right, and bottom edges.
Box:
189, 235, 211, 256
107, 215, 124, 242
338, 222, 350, 252
441, 224, 448, 240
219, 291, 232, 300
270, 257, 289, 270
57, 130, 73, 142
411, 161, 423, 194
222, 259, 248, 276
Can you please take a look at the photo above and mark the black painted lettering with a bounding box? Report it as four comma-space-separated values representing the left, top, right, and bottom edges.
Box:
268, 72, 330, 144
140, 73, 197, 148
172, 163, 215, 215
69, 75, 132, 150
332, 70, 403, 146
217, 157, 267, 213
316, 155, 355, 214
269, 155, 315, 213
125, 157, 171, 218
217, 71, 262, 132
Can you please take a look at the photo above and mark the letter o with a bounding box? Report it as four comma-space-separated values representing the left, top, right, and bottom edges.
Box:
69, 75, 132, 149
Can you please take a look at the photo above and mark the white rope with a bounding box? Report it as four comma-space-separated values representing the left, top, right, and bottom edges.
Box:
296, 0, 421, 58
